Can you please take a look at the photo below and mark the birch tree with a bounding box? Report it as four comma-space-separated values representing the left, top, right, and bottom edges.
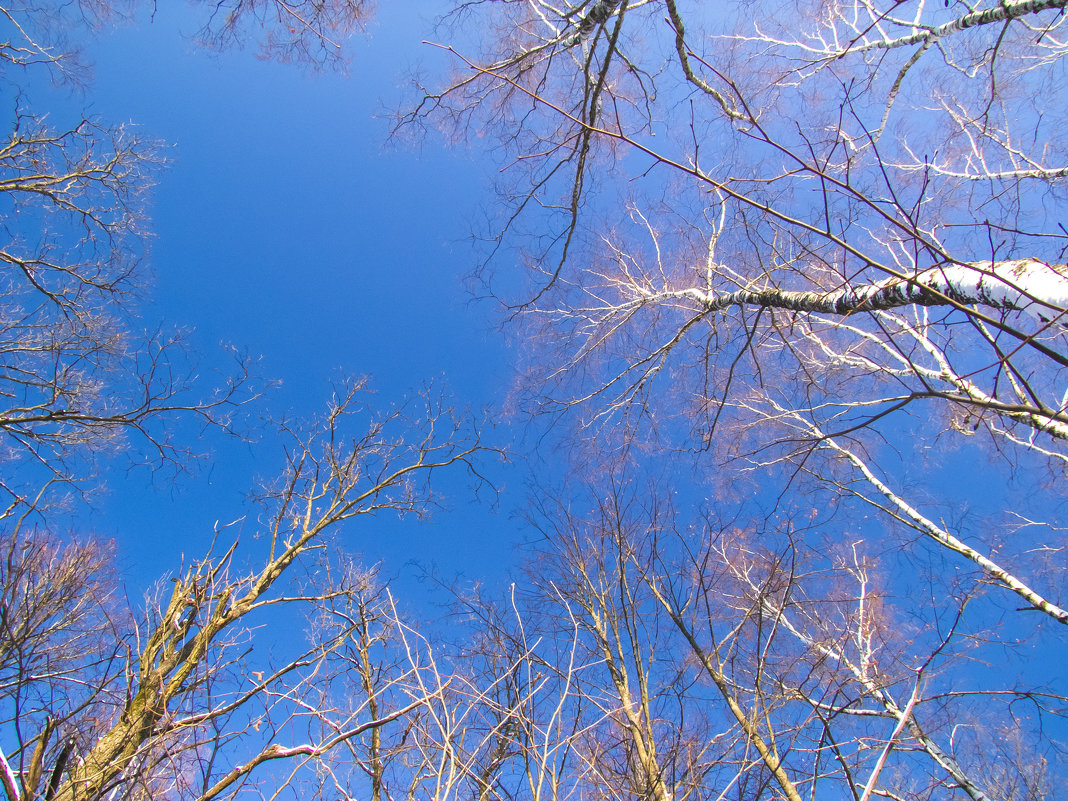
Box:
407, 0, 1068, 795
484, 476, 1062, 800
414, 1, 1068, 612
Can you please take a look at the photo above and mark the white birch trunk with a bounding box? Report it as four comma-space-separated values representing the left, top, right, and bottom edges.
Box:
670, 260, 1068, 325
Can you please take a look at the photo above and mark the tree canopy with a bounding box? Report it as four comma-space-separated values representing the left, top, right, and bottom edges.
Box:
0, 1, 1064, 800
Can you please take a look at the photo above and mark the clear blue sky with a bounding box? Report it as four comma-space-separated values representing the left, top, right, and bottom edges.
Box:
37, 4, 526, 593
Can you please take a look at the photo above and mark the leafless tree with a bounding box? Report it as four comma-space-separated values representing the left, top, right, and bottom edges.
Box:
400, 0, 1068, 796
0, 382, 491, 801
469, 475, 1064, 800
0, 1, 273, 517
1, 3, 527, 800
186, 0, 372, 70
315, 467, 1063, 800
411, 0, 1067, 615
0, 0, 381, 511
0, 3, 509, 799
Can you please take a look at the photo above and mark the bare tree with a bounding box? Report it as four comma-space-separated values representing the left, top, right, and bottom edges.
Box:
518, 478, 704, 801
344, 468, 1064, 800
186, 0, 372, 70
0, 382, 491, 801
0, 0, 382, 510
0, 3, 521, 800
0, 2, 271, 517
415, 5, 1067, 447
411, 0, 1067, 614
481, 476, 1063, 800
401, 0, 1068, 796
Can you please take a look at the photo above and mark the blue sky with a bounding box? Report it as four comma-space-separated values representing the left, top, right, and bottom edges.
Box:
35, 4, 526, 592
5, 3, 1066, 797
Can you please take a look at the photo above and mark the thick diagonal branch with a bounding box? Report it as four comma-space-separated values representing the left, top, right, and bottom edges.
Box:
661, 260, 1068, 326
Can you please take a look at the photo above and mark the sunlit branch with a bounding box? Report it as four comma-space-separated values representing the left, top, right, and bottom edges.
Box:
760, 402, 1068, 624
719, 548, 995, 801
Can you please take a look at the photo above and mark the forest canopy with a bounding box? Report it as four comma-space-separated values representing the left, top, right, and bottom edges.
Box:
0, 1, 1065, 800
